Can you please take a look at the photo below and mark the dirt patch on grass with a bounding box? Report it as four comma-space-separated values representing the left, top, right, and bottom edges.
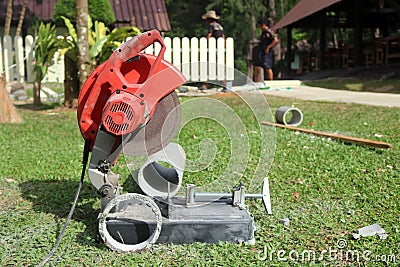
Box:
213, 92, 237, 98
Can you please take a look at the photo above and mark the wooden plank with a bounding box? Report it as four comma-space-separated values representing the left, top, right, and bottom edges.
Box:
172, 37, 181, 71
190, 37, 199, 81
262, 121, 393, 149
144, 43, 154, 55
46, 56, 56, 82
226, 37, 234, 81
208, 37, 216, 80
53, 51, 64, 83
3, 36, 13, 82
217, 37, 225, 81
199, 37, 208, 82
163, 37, 172, 63
181, 37, 190, 80
14, 36, 25, 82
154, 41, 161, 57
25, 35, 34, 82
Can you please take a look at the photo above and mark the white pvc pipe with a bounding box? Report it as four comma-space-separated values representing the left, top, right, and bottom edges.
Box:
275, 106, 303, 126
137, 143, 185, 198
98, 193, 162, 252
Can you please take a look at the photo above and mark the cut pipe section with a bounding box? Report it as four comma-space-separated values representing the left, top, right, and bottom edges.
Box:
137, 143, 185, 198
98, 193, 162, 252
275, 106, 303, 126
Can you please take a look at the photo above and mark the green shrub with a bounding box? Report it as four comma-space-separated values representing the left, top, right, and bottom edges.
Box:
53, 0, 116, 25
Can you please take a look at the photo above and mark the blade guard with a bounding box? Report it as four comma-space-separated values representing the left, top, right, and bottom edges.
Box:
77, 30, 186, 148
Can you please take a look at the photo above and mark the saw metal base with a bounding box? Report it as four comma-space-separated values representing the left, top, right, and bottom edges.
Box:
99, 179, 271, 252
105, 196, 255, 245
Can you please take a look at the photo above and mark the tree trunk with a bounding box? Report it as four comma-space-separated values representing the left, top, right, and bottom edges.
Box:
33, 79, 42, 105
76, 0, 90, 89
266, 0, 282, 62
0, 73, 23, 123
33, 67, 42, 105
266, 0, 277, 28
4, 0, 13, 36
16, 0, 29, 36
250, 9, 257, 40
64, 56, 79, 108
247, 11, 258, 82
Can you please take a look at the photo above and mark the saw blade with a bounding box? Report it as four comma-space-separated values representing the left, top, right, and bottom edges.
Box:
123, 91, 181, 156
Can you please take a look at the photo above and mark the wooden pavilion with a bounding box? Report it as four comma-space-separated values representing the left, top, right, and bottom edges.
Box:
273, 0, 400, 74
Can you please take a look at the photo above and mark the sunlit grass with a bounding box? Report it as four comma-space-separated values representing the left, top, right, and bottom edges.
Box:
0, 95, 399, 266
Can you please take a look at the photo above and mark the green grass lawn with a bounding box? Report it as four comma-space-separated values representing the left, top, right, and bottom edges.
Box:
0, 95, 399, 266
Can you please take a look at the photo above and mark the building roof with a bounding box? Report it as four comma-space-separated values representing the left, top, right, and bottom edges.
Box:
274, 0, 342, 30
273, 0, 400, 30
0, 0, 55, 23
0, 0, 171, 32
112, 0, 171, 31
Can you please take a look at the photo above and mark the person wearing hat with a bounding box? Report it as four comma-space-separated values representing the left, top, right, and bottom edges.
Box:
199, 10, 226, 91
202, 10, 225, 40
257, 18, 279, 80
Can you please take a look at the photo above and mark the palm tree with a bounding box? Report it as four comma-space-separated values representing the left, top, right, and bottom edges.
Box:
33, 23, 59, 105
76, 0, 90, 89
16, 0, 29, 36
4, 0, 13, 36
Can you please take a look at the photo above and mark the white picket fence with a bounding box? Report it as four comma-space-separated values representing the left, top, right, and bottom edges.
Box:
0, 35, 234, 83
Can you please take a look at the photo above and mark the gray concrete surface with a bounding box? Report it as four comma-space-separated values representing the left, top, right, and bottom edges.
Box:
178, 82, 400, 108
261, 86, 400, 108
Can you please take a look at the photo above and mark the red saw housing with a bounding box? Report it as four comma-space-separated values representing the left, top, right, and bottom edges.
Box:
77, 30, 186, 149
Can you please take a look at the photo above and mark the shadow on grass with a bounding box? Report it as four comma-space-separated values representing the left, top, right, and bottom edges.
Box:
15, 102, 61, 111
18, 175, 143, 248
303, 79, 400, 94
18, 179, 100, 246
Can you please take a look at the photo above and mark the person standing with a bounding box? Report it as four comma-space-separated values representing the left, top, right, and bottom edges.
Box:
199, 10, 225, 91
202, 10, 225, 40
257, 18, 279, 80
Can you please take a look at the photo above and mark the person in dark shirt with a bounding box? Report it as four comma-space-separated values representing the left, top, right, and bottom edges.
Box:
199, 10, 225, 91
257, 18, 279, 80
202, 10, 225, 39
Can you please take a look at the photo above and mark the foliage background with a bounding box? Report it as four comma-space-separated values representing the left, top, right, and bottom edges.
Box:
53, 0, 116, 25
165, 0, 298, 72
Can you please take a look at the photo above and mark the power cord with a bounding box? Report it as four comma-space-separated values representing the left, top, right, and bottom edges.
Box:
37, 139, 91, 267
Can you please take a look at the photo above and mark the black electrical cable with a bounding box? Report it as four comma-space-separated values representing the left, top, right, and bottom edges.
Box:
37, 139, 91, 267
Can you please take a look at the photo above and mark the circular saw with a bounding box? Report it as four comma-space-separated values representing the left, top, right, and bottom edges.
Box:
72, 30, 262, 254
77, 29, 186, 208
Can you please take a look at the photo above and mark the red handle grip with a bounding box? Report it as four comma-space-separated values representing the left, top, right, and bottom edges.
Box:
108, 29, 166, 86
117, 29, 165, 62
